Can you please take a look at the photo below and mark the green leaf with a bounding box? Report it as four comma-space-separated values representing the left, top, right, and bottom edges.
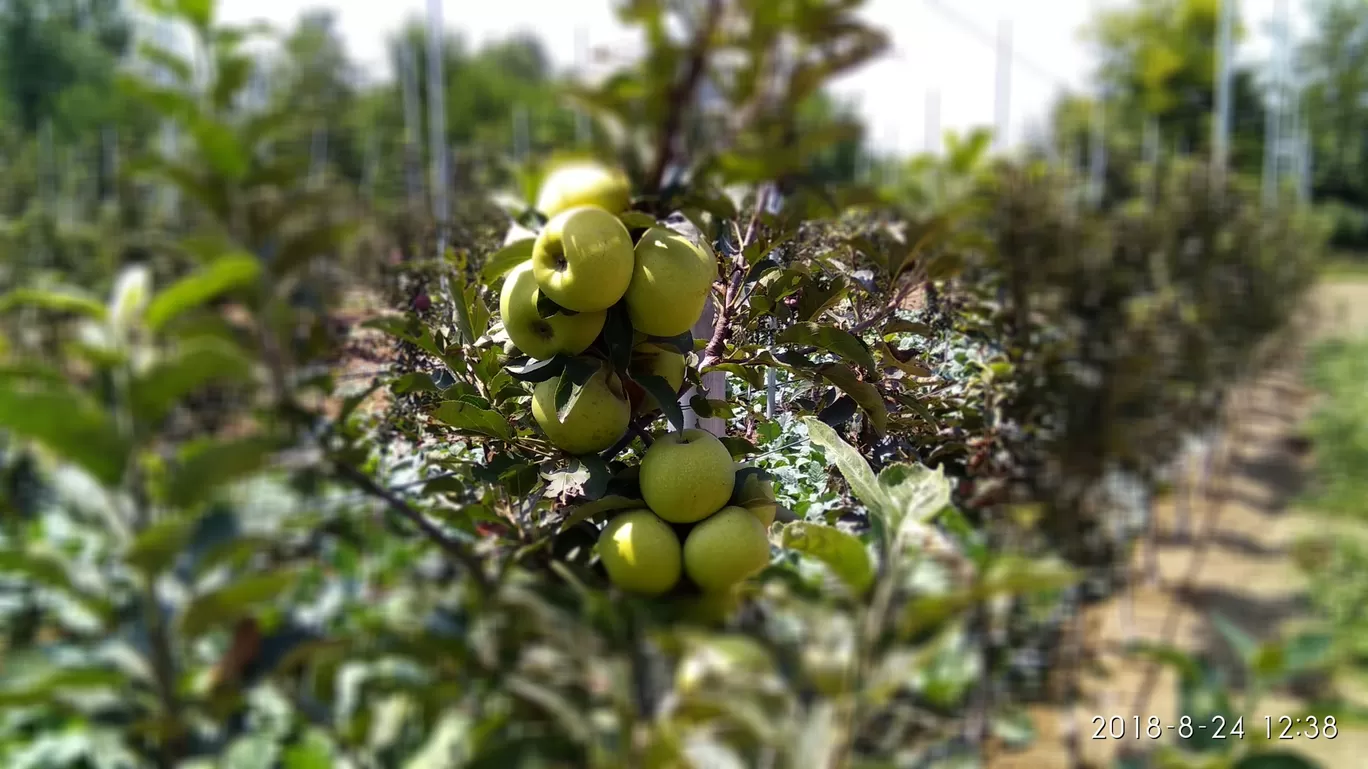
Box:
544, 456, 612, 501
647, 331, 694, 355
125, 517, 193, 576
778, 521, 874, 594
432, 401, 512, 440
137, 41, 194, 85
619, 211, 657, 229
719, 436, 759, 458
167, 436, 281, 510
794, 276, 850, 324
636, 374, 684, 431
0, 286, 108, 320
505, 356, 568, 383
882, 319, 933, 338
603, 304, 635, 372
991, 709, 1036, 750
1211, 613, 1259, 666
923, 251, 965, 281
362, 316, 444, 358
1233, 753, 1323, 769
181, 571, 299, 639
189, 116, 248, 182
0, 550, 114, 622
145, 253, 262, 331
802, 417, 890, 520
405, 709, 473, 769
1283, 631, 1334, 674
817, 394, 858, 427
109, 264, 153, 333
282, 729, 335, 769
0, 666, 129, 707
0, 383, 130, 486
815, 363, 887, 434
558, 495, 644, 532
901, 556, 1076, 638
877, 463, 952, 526
878, 340, 934, 377
272, 223, 358, 277
891, 216, 951, 280
777, 323, 878, 372
744, 258, 780, 284
132, 338, 255, 425
537, 291, 573, 319
481, 238, 535, 283
554, 357, 601, 422
391, 372, 443, 395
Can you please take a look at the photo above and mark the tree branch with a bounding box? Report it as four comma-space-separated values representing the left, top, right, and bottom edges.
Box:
700, 185, 773, 371
851, 277, 922, 334
646, 0, 724, 194
335, 461, 491, 591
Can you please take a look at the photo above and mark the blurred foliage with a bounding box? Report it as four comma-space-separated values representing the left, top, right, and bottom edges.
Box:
1300, 0, 1368, 251
1300, 336, 1368, 519
0, 0, 1337, 767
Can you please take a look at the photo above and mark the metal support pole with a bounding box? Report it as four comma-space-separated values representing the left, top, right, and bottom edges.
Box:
1212, 0, 1235, 178
427, 0, 460, 337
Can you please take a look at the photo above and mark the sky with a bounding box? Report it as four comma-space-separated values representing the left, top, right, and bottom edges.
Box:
216, 0, 1312, 155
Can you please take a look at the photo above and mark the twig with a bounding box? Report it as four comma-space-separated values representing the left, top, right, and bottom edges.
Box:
700, 185, 774, 371
851, 274, 922, 335
700, 270, 745, 370
334, 461, 491, 591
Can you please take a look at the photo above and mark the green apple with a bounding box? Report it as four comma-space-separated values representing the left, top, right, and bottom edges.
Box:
536, 161, 632, 218
532, 206, 635, 313
625, 227, 718, 337
730, 466, 778, 527
531, 362, 631, 455
640, 429, 736, 523
630, 342, 686, 413
499, 261, 606, 359
597, 510, 682, 595
682, 506, 772, 592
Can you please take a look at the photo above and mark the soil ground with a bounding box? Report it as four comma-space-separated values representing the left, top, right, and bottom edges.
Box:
988, 278, 1368, 769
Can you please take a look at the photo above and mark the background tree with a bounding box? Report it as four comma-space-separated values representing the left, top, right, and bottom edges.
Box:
1300, 0, 1368, 250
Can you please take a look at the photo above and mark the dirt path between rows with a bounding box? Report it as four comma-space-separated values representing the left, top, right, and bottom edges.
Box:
989, 280, 1368, 769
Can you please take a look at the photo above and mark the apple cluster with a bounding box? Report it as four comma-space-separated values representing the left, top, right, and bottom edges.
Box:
495, 160, 778, 598
499, 161, 716, 455
599, 430, 778, 596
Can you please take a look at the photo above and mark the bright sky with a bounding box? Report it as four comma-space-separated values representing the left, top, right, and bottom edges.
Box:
217, 0, 1310, 155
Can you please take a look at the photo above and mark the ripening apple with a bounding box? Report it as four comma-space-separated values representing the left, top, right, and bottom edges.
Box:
499, 261, 605, 359
639, 429, 736, 523
596, 509, 682, 595
531, 362, 631, 455
625, 227, 718, 337
630, 342, 686, 413
536, 160, 632, 218
532, 206, 635, 313
730, 467, 778, 527
682, 506, 772, 592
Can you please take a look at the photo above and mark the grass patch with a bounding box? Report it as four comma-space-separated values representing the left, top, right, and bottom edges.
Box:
1301, 336, 1368, 518
1322, 256, 1368, 280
